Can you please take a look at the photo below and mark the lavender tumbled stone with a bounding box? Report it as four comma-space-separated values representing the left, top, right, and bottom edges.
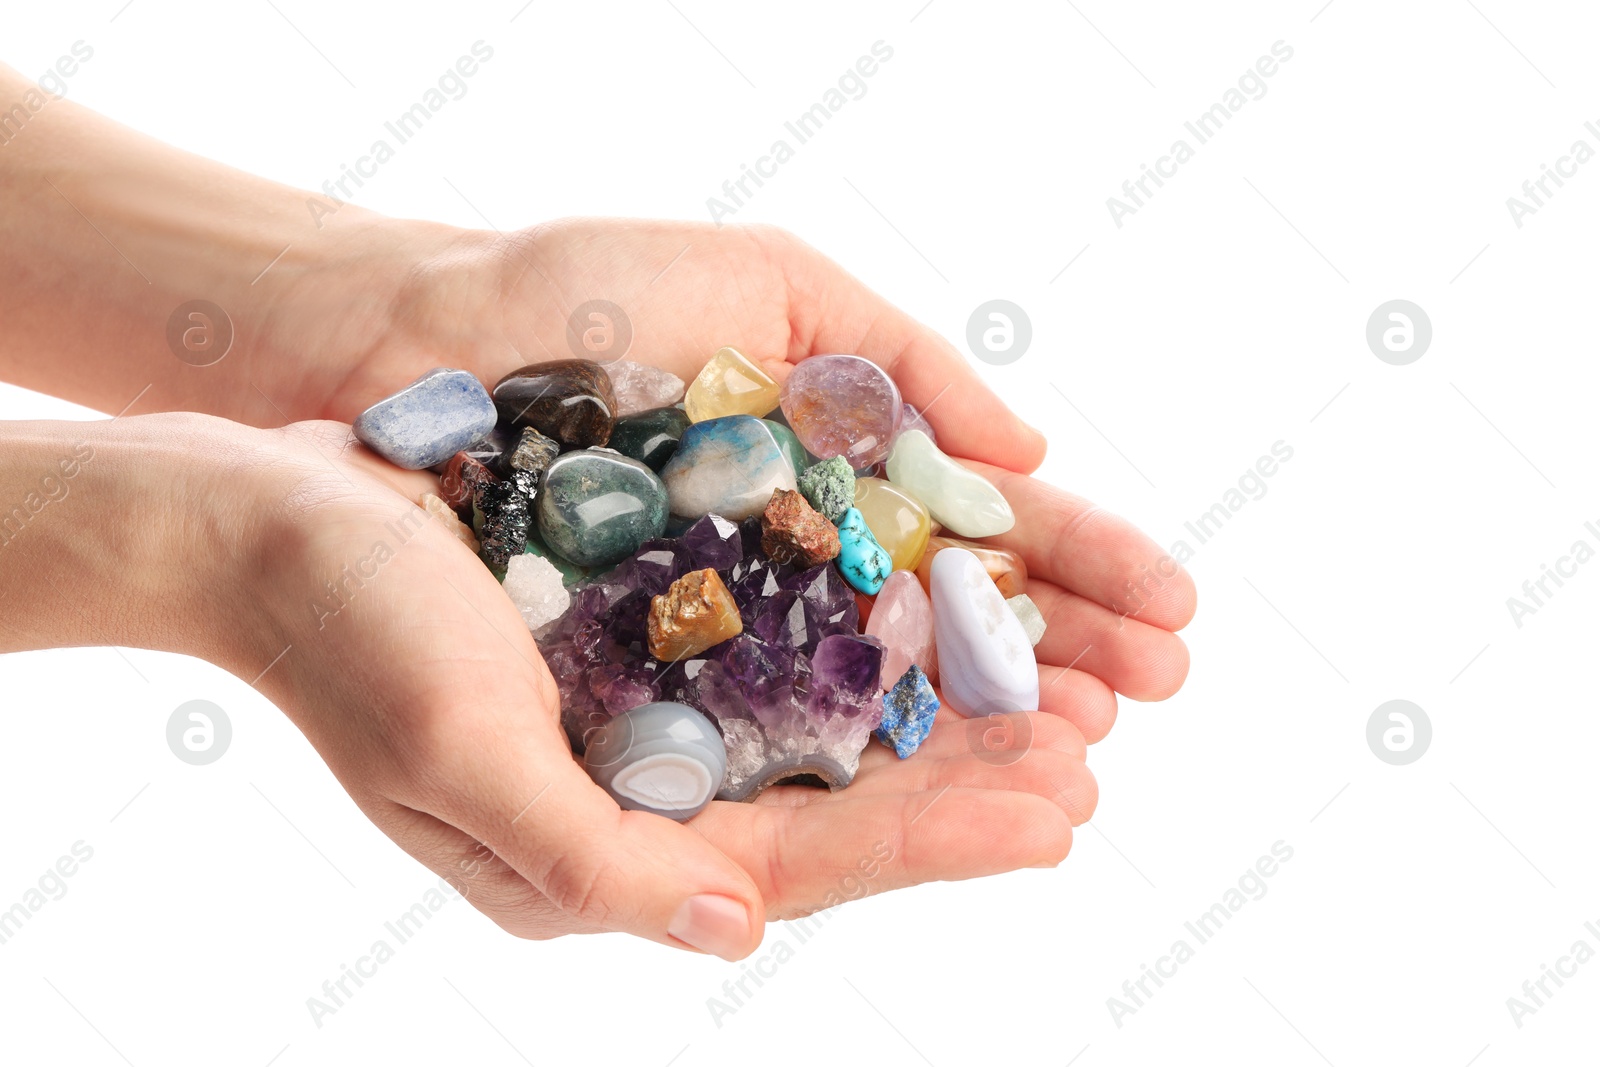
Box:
354, 367, 497, 470
779, 355, 902, 468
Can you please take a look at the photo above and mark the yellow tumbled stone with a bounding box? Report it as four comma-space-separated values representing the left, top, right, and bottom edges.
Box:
852, 477, 931, 572
684, 346, 780, 422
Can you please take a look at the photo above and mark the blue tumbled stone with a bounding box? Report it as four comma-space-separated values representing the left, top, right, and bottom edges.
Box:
835, 506, 893, 594
353, 367, 497, 470
876, 664, 939, 759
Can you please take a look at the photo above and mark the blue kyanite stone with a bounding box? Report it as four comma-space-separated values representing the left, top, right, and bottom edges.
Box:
834, 506, 893, 594
353, 367, 497, 470
876, 664, 939, 759
658, 415, 797, 521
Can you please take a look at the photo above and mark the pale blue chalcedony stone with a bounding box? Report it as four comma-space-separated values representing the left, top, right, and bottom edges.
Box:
658, 415, 796, 521
884, 429, 1014, 538
835, 507, 893, 595
930, 547, 1038, 716
582, 702, 728, 820
353, 367, 497, 470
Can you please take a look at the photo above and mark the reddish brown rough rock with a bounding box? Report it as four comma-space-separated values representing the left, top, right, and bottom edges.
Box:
647, 568, 744, 662
760, 489, 841, 567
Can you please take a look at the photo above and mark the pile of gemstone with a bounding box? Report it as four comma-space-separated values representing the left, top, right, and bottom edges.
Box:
353, 347, 1046, 821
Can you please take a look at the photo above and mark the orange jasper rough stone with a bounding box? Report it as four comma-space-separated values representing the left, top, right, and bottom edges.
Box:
760, 489, 841, 567
647, 568, 744, 662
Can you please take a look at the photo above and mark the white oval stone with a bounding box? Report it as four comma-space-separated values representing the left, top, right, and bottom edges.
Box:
931, 547, 1038, 716
611, 754, 715, 811
885, 429, 1014, 537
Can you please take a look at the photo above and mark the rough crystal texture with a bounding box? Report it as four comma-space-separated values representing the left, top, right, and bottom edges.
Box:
760, 489, 840, 567
607, 361, 686, 416
503, 553, 571, 635
835, 507, 893, 595
1007, 593, 1048, 646
853, 476, 931, 573
915, 536, 1029, 599
876, 665, 939, 759
648, 568, 744, 661
354, 367, 498, 470
609, 406, 690, 471
797, 455, 855, 524
536, 449, 669, 568
684, 346, 780, 423
492, 359, 618, 447
659, 416, 796, 521
931, 548, 1039, 717
865, 570, 937, 690
886, 429, 1015, 537
583, 701, 726, 820
779, 354, 902, 468
505, 426, 561, 485
474, 479, 533, 572
420, 492, 479, 553
523, 535, 587, 587
536, 516, 879, 801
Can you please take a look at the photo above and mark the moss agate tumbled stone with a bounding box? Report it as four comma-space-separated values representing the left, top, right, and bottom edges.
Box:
536, 449, 668, 568
492, 359, 618, 448
353, 367, 498, 470
583, 702, 727, 820
609, 406, 691, 471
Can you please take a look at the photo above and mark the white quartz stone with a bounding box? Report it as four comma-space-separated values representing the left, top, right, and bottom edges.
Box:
1006, 593, 1048, 646
885, 429, 1014, 537
931, 548, 1038, 716
502, 553, 571, 635
611, 753, 715, 811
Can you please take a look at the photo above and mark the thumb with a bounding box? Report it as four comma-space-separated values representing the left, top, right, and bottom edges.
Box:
442, 727, 765, 961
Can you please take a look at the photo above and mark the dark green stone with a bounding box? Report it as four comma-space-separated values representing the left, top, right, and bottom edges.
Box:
609, 406, 690, 471
536, 449, 669, 568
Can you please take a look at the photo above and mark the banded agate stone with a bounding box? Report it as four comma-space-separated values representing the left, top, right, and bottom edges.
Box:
930, 548, 1038, 717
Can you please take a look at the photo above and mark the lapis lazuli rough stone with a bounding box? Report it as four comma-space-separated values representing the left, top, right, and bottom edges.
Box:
583, 701, 727, 820
876, 664, 939, 759
835, 507, 893, 594
354, 367, 497, 470
658, 415, 796, 521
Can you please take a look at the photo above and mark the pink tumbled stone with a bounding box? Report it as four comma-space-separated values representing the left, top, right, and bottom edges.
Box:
779, 354, 902, 468
865, 570, 938, 691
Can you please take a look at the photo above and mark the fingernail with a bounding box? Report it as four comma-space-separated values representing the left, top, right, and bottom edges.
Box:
669, 893, 752, 960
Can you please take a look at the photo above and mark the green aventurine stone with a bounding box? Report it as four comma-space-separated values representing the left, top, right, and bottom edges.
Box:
609, 406, 691, 471
798, 455, 855, 524
762, 419, 811, 478
536, 449, 669, 568
523, 535, 588, 587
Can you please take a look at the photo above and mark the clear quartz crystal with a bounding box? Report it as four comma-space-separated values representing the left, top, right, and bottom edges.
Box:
502, 553, 571, 635
607, 360, 687, 416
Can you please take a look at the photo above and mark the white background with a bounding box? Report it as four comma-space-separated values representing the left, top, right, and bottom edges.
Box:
3, 1, 1597, 1064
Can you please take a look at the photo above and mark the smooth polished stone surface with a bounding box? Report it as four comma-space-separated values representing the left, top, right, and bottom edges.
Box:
894, 402, 936, 447
354, 367, 497, 470
852, 476, 931, 573
930, 548, 1039, 717
835, 507, 893, 595
864, 570, 936, 690
885, 429, 1014, 537
536, 449, 669, 568
503, 552, 571, 635
684, 346, 780, 423
648, 568, 744, 661
1007, 593, 1048, 646
609, 406, 691, 471
583, 702, 727, 820
441, 451, 495, 519
492, 359, 618, 447
796, 455, 855, 524
608, 360, 686, 416
876, 665, 939, 759
762, 419, 810, 477
915, 536, 1029, 599
779, 354, 902, 468
658, 416, 796, 521
760, 489, 840, 567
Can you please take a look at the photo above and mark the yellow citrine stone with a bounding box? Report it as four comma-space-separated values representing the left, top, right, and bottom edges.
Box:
684, 346, 780, 422
852, 477, 931, 572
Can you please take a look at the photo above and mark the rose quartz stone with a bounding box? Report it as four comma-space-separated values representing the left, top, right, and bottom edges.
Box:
865, 570, 937, 691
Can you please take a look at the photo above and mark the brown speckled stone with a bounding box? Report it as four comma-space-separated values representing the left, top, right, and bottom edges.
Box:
760, 489, 840, 567
492, 359, 618, 447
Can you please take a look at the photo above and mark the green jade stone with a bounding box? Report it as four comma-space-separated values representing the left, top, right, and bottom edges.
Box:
798, 455, 855, 524
536, 449, 669, 568
609, 406, 691, 471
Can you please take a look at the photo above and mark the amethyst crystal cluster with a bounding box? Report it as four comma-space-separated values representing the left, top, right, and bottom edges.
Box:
538, 515, 885, 801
